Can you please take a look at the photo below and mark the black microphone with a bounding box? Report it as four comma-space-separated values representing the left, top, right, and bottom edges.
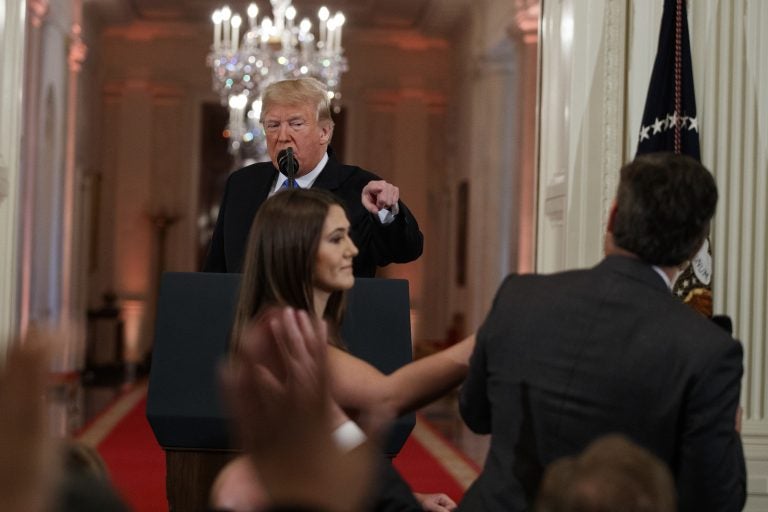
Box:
277, 147, 299, 187
711, 314, 733, 335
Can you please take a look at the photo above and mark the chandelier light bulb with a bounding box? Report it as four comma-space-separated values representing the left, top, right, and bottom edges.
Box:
247, 3, 258, 29
230, 14, 242, 50
285, 6, 297, 21
228, 94, 239, 109
318, 6, 330, 21
212, 10, 222, 49
221, 6, 231, 21
299, 18, 312, 33
261, 17, 273, 38
334, 13, 345, 26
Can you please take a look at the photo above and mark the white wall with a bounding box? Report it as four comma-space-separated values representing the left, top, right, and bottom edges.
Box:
688, 2, 768, 507
538, 0, 768, 507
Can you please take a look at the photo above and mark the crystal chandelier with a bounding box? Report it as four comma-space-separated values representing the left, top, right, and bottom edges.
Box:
207, 0, 348, 157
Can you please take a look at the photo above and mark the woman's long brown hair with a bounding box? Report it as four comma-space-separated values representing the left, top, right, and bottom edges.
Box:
231, 188, 347, 352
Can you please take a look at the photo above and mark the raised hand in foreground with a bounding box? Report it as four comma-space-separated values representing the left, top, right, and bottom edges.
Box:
0, 330, 56, 512
220, 307, 376, 512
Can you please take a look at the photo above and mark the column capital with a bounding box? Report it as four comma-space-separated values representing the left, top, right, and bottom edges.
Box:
68, 24, 88, 72
27, 0, 50, 28
509, 0, 540, 44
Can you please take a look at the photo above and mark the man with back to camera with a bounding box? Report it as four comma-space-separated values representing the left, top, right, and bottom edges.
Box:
458, 152, 746, 511
203, 77, 423, 277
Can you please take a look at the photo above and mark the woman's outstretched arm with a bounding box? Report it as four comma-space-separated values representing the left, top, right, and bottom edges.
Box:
328, 334, 475, 418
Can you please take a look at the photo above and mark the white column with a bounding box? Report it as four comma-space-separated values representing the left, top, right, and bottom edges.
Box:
18, 0, 50, 339
390, 92, 429, 337
465, 42, 519, 328
537, 0, 627, 274
108, 80, 155, 365
0, 0, 27, 352
58, 1, 88, 371
509, 6, 540, 275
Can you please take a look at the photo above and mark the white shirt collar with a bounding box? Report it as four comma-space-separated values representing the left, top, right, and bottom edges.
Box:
272, 152, 328, 193
651, 265, 674, 290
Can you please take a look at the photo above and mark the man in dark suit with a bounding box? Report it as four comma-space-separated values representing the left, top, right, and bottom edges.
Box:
459, 153, 745, 511
203, 78, 423, 277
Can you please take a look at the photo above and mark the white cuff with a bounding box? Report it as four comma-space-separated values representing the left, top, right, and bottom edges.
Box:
377, 202, 399, 225
332, 420, 367, 451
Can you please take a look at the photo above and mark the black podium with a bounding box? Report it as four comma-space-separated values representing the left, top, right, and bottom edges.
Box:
146, 272, 415, 511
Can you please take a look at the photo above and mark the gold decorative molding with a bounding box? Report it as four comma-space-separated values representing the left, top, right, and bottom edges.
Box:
600, 0, 627, 232
510, 0, 540, 43
352, 28, 449, 51
27, 0, 49, 28
68, 24, 88, 73
103, 79, 184, 99
366, 88, 448, 109
103, 21, 202, 42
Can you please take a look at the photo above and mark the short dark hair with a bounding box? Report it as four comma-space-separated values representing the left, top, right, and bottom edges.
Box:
612, 152, 718, 266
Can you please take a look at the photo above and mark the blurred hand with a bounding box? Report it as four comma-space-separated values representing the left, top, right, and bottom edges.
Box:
221, 307, 375, 512
414, 492, 458, 512
0, 329, 56, 512
362, 180, 400, 214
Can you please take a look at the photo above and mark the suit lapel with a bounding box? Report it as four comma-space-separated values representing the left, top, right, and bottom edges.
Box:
311, 156, 343, 191
253, 164, 278, 201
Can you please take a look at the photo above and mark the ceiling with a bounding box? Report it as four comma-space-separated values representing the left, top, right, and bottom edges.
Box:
89, 0, 470, 36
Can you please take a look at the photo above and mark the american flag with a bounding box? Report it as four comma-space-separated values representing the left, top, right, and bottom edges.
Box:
636, 0, 712, 317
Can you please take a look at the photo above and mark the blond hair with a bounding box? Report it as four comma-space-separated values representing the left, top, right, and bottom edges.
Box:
260, 77, 334, 125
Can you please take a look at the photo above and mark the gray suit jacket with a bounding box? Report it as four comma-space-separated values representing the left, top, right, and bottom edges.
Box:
459, 255, 745, 511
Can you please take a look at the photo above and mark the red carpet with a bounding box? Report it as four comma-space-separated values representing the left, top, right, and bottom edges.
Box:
91, 394, 167, 511
84, 389, 473, 511
393, 434, 466, 503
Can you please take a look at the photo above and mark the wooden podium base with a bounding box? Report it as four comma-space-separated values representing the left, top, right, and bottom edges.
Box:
165, 450, 238, 511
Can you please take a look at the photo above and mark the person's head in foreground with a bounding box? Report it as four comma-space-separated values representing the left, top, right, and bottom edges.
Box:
606, 152, 717, 267
233, 188, 358, 350
536, 434, 676, 512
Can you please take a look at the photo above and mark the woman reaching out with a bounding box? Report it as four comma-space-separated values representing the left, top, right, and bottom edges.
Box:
214, 189, 473, 512
232, 188, 474, 422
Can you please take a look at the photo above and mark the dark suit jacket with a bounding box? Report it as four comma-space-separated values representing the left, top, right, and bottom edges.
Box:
459, 255, 746, 512
203, 156, 423, 277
